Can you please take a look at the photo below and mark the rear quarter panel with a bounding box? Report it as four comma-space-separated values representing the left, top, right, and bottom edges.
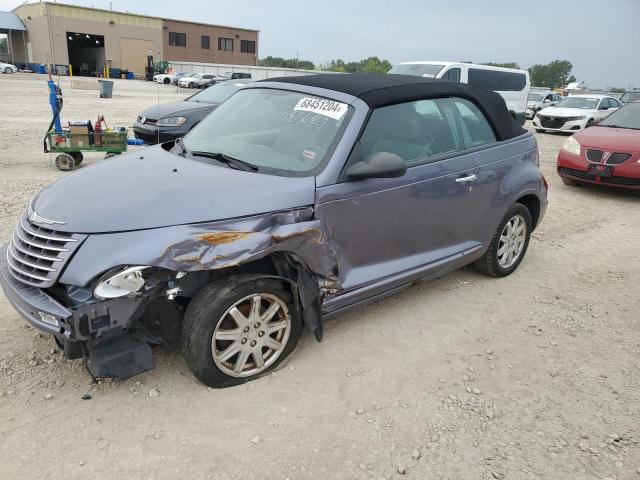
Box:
468, 133, 545, 248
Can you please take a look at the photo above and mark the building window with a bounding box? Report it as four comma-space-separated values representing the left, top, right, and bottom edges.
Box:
169, 32, 186, 47
240, 40, 255, 54
201, 35, 210, 49
218, 37, 233, 51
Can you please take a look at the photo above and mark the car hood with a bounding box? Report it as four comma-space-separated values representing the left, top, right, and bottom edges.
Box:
32, 146, 316, 234
575, 126, 640, 151
139, 101, 215, 120
539, 106, 593, 117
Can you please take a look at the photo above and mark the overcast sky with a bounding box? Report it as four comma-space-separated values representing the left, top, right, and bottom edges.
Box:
3, 0, 639, 88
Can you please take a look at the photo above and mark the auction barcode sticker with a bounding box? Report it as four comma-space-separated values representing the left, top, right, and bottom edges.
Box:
293, 97, 348, 120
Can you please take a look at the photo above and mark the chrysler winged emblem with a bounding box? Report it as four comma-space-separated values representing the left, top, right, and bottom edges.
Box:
27, 207, 66, 225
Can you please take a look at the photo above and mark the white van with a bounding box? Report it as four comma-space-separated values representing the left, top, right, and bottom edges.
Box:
389, 61, 530, 125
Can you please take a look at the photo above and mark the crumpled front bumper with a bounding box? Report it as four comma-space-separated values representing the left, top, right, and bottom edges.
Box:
0, 244, 146, 341
0, 244, 73, 336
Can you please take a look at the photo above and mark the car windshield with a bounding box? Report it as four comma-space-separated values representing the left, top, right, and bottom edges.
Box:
389, 63, 445, 78
527, 93, 545, 102
597, 102, 640, 129
554, 97, 599, 109
183, 88, 352, 175
620, 92, 640, 103
188, 82, 247, 103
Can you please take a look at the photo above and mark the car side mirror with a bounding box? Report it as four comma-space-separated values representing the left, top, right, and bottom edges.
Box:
598, 105, 609, 110
543, 99, 551, 103
346, 152, 407, 181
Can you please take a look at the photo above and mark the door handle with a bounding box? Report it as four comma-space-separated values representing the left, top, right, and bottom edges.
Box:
455, 174, 477, 183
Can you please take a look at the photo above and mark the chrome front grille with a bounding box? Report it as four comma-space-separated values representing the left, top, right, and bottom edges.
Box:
7, 215, 85, 288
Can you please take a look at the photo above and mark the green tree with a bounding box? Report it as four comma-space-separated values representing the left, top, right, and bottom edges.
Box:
528, 60, 577, 88
258, 56, 315, 70
324, 56, 393, 74
0, 35, 8, 54
481, 62, 521, 69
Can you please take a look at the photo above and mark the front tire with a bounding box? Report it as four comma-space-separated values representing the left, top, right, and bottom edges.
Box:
182, 276, 301, 388
474, 203, 532, 278
4, 67, 12, 74
163, 77, 170, 84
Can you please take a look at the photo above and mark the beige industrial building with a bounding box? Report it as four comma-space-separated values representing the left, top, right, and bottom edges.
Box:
3, 2, 258, 77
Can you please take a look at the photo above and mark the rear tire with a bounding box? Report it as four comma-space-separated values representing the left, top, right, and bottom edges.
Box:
585, 119, 594, 128
70, 151, 83, 166
182, 276, 302, 388
163, 77, 170, 84
474, 203, 532, 278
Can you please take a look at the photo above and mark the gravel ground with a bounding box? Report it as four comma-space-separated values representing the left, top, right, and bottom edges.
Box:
0, 73, 639, 480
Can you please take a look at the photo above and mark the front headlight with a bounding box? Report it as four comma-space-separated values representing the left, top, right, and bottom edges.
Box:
94, 266, 150, 299
156, 116, 187, 127
562, 136, 581, 156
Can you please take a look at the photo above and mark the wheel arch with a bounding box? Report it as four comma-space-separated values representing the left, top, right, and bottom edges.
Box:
515, 193, 541, 230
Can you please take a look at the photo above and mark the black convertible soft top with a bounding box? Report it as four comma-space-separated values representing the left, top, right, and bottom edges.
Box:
263, 74, 526, 141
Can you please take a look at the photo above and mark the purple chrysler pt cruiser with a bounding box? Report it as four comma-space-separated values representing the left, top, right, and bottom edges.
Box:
0, 74, 547, 388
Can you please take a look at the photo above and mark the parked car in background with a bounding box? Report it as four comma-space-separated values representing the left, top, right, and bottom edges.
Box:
0, 74, 546, 388
225, 72, 252, 80
178, 73, 225, 88
389, 61, 530, 125
532, 95, 622, 133
154, 72, 187, 85
620, 90, 640, 104
133, 80, 252, 144
0, 62, 17, 74
557, 100, 640, 189
526, 91, 562, 119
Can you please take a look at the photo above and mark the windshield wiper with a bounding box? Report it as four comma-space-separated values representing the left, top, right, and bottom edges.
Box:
190, 151, 258, 171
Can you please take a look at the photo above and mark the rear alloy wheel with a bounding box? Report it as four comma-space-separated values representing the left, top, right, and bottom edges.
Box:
54, 153, 75, 171
474, 203, 532, 277
182, 276, 301, 388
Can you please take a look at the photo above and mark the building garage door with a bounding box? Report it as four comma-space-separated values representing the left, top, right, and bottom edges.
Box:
120, 38, 153, 76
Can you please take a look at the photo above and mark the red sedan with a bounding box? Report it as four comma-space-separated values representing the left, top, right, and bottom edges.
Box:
557, 101, 640, 190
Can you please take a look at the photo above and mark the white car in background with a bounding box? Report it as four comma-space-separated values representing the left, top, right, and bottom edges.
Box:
177, 73, 225, 89
526, 91, 562, 119
532, 94, 623, 133
0, 62, 18, 74
154, 72, 187, 85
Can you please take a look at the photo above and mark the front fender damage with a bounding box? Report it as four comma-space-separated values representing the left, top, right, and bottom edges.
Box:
155, 208, 340, 341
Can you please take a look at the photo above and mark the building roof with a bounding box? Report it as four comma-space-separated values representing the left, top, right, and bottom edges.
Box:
0, 11, 26, 31
264, 74, 526, 140
13, 1, 259, 32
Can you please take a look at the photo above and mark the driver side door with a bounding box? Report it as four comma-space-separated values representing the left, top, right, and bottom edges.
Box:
316, 97, 489, 312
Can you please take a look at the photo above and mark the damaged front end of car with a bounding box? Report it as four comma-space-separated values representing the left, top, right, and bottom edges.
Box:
0, 207, 339, 380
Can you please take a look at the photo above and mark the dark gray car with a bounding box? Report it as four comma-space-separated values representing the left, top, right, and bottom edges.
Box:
133, 80, 252, 144
0, 74, 547, 388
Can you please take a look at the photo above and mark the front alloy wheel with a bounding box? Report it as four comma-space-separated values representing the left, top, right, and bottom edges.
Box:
182, 276, 301, 388
212, 293, 291, 377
